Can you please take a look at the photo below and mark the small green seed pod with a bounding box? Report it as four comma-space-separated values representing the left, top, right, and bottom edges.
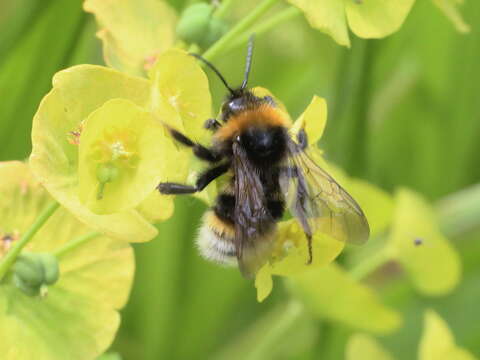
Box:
200, 17, 229, 48
96, 162, 119, 184
96, 162, 119, 200
176, 3, 214, 45
13, 252, 44, 287
38, 253, 60, 285
13, 274, 41, 296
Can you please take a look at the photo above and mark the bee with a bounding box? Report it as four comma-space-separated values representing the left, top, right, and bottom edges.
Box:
157, 37, 370, 277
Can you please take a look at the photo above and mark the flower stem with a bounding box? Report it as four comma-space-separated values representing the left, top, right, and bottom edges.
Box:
349, 248, 393, 281
0, 201, 60, 281
202, 0, 281, 62
245, 301, 304, 360
54, 231, 101, 259
227, 7, 301, 51
214, 0, 234, 19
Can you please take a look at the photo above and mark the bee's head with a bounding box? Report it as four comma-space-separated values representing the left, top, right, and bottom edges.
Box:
237, 126, 287, 165
220, 90, 261, 121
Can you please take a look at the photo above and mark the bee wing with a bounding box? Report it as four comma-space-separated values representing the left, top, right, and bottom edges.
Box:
279, 139, 370, 245
232, 142, 275, 277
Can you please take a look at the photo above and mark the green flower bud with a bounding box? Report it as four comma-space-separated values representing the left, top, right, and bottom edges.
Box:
13, 252, 44, 287
176, 3, 214, 45
13, 274, 41, 296
200, 17, 229, 48
38, 253, 60, 285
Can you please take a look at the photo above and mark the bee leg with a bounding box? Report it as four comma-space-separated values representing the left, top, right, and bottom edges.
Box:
158, 162, 230, 194
168, 127, 223, 163
297, 129, 308, 150
204, 118, 221, 131
306, 234, 313, 264
157, 183, 197, 194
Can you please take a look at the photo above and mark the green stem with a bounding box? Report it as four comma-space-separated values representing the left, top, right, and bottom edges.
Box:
202, 0, 281, 61
0, 201, 60, 281
245, 301, 304, 360
227, 7, 301, 51
214, 0, 234, 19
54, 231, 101, 258
349, 248, 394, 281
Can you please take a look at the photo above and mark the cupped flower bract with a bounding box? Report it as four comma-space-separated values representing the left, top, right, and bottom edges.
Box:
0, 161, 134, 360
83, 0, 178, 76
78, 99, 170, 214
30, 49, 211, 241
287, 0, 416, 47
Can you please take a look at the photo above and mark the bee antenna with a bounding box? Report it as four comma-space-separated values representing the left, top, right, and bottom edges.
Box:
190, 53, 235, 95
241, 34, 255, 90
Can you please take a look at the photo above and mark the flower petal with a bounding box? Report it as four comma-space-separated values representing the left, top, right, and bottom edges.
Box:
84, 0, 177, 76
149, 49, 212, 142
287, 263, 402, 334
255, 219, 344, 302
387, 189, 461, 296
291, 95, 327, 146
345, 0, 415, 39
287, 0, 350, 46
419, 310, 477, 360
30, 65, 157, 242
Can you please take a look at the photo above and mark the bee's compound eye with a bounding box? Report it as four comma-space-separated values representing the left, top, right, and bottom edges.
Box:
235, 135, 241, 142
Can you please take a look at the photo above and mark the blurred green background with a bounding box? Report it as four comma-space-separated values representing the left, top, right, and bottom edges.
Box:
1, 0, 480, 359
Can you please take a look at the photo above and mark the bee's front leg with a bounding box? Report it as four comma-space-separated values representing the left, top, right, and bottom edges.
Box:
157, 162, 230, 195
204, 118, 221, 131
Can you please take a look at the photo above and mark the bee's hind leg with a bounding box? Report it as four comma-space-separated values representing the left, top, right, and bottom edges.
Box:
157, 162, 230, 195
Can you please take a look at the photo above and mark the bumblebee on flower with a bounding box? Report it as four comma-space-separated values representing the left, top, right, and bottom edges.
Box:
158, 38, 370, 277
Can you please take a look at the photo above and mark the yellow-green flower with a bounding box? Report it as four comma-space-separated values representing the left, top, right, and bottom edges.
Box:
30, 49, 211, 242
0, 161, 134, 360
